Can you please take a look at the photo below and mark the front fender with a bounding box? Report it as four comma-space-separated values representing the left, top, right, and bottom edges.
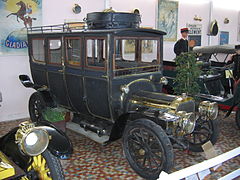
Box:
36, 121, 73, 159
0, 127, 31, 171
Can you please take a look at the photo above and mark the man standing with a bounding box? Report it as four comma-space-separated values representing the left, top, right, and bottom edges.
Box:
174, 28, 189, 56
228, 45, 240, 83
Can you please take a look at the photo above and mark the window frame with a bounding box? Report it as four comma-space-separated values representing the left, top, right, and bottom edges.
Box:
48, 38, 62, 65
85, 36, 107, 71
31, 38, 46, 64
113, 36, 161, 75
140, 39, 159, 63
65, 37, 82, 67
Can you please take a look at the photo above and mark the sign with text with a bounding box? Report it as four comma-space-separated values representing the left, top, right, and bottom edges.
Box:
187, 24, 202, 46
187, 24, 202, 35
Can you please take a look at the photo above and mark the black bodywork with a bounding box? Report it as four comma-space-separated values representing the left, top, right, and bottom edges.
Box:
23, 26, 165, 142
19, 13, 220, 179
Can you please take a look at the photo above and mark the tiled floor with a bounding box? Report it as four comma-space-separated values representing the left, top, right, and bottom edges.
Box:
0, 112, 240, 179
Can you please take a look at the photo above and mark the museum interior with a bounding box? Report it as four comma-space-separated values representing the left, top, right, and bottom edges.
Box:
0, 0, 240, 179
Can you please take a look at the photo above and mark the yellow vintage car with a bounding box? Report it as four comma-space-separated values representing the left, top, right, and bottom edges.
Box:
0, 121, 72, 180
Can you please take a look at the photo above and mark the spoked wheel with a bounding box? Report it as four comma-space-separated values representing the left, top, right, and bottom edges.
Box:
29, 92, 46, 122
123, 119, 174, 180
235, 109, 240, 129
27, 150, 64, 180
184, 118, 219, 152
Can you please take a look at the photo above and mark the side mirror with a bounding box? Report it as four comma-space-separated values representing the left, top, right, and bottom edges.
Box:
19, 75, 34, 88
160, 77, 168, 85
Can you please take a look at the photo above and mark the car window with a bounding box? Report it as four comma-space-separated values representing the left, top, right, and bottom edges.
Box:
122, 39, 136, 61
32, 39, 45, 62
114, 38, 160, 76
141, 40, 158, 63
66, 38, 81, 66
49, 39, 62, 64
86, 38, 106, 69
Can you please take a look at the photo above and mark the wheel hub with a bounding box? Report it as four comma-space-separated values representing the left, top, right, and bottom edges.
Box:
28, 155, 52, 180
139, 149, 145, 156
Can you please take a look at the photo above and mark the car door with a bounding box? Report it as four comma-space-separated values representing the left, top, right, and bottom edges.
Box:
46, 37, 69, 107
64, 36, 88, 114
84, 36, 111, 119
29, 37, 48, 86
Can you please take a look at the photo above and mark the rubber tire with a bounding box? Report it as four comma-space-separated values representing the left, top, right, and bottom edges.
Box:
29, 92, 46, 122
188, 119, 219, 152
41, 150, 65, 180
236, 109, 240, 129
123, 119, 174, 180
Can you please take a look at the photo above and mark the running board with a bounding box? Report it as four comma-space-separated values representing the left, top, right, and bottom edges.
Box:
66, 122, 110, 144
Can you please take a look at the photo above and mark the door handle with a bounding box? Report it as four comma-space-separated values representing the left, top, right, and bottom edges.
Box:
58, 69, 64, 72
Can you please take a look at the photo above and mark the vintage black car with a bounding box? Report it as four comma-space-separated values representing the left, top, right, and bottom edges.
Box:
19, 12, 219, 179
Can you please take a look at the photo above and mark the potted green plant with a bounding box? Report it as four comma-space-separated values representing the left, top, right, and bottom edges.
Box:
174, 52, 202, 97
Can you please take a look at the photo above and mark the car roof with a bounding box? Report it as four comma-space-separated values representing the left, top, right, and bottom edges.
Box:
27, 25, 166, 37
193, 45, 236, 54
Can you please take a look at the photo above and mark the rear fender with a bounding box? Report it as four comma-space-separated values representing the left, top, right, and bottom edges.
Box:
19, 74, 56, 107
36, 121, 73, 159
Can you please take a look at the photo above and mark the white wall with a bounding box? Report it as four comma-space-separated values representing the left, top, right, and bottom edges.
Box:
164, 1, 211, 60
42, 0, 105, 25
111, 0, 156, 28
0, 0, 239, 121
0, 0, 105, 122
211, 6, 239, 45
0, 55, 33, 121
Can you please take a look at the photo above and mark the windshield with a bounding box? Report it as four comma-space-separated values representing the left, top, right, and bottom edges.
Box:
114, 37, 160, 76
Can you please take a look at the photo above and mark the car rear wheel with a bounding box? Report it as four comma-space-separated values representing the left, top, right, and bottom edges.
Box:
236, 109, 240, 129
29, 92, 46, 122
123, 119, 174, 180
184, 118, 219, 152
27, 150, 64, 180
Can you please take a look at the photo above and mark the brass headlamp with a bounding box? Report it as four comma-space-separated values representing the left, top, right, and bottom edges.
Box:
198, 101, 218, 120
15, 121, 49, 156
177, 111, 196, 134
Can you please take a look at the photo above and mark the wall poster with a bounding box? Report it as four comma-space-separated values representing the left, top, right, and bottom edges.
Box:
157, 0, 179, 42
0, 0, 42, 56
219, 31, 229, 45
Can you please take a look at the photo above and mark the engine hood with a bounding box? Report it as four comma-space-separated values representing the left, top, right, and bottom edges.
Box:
129, 90, 195, 113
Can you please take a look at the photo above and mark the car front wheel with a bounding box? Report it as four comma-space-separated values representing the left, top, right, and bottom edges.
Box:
123, 119, 174, 180
27, 150, 64, 180
184, 118, 219, 152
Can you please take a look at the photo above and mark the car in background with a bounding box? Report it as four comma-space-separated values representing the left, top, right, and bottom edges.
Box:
163, 44, 240, 128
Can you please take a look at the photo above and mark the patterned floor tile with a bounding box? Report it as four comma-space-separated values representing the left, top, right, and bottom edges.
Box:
0, 112, 239, 179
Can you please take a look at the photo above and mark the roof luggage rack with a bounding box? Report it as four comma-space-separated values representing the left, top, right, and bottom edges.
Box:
27, 22, 87, 34
86, 12, 141, 29
27, 12, 142, 34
